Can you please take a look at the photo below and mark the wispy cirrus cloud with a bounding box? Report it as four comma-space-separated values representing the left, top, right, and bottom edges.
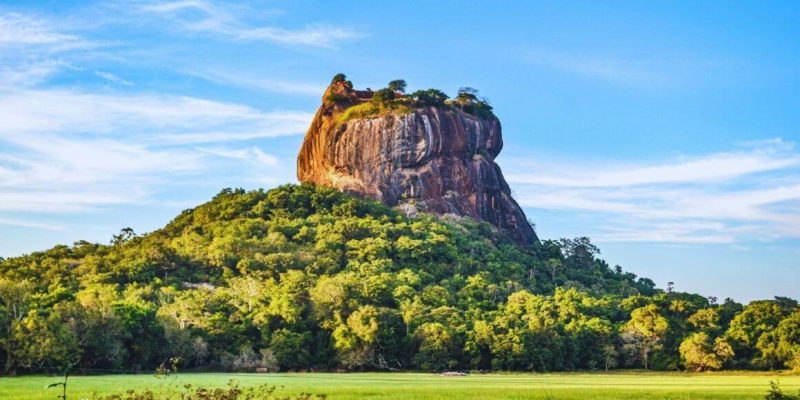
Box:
0, 88, 309, 139
0, 87, 308, 213
0, 9, 311, 219
139, 0, 361, 48
0, 12, 95, 88
507, 139, 799, 187
197, 146, 279, 166
0, 12, 92, 49
522, 49, 737, 88
188, 68, 325, 96
508, 139, 800, 244
0, 216, 64, 231
95, 70, 134, 86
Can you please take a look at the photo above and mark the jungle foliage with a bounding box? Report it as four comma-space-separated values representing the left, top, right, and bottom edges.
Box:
1, 184, 798, 374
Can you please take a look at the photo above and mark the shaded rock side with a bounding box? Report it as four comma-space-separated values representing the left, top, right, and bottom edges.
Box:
297, 82, 538, 245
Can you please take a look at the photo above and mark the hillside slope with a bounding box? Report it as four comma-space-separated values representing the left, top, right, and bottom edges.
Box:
3, 184, 797, 374
0, 184, 663, 372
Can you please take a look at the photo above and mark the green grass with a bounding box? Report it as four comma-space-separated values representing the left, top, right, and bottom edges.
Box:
2, 372, 799, 400
338, 100, 412, 123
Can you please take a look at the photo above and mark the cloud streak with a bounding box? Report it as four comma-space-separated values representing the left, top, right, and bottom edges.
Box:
0, 12, 91, 49
0, 12, 94, 88
0, 87, 308, 213
508, 140, 800, 244
139, 0, 360, 48
188, 68, 325, 96
522, 49, 735, 89
95, 70, 134, 86
0, 6, 319, 232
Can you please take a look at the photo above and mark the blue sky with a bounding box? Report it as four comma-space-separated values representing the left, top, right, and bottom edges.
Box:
1, 1, 798, 303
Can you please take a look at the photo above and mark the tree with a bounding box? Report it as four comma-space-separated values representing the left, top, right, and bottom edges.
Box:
387, 79, 407, 93
60, 298, 125, 371
687, 308, 722, 334
413, 322, 457, 371
269, 329, 311, 370
0, 279, 34, 374
558, 237, 600, 265
756, 311, 800, 371
455, 87, 479, 104
111, 227, 136, 246
409, 89, 449, 106
777, 311, 800, 371
726, 300, 789, 367
453, 87, 494, 117
269, 270, 309, 324
622, 304, 668, 369
679, 332, 733, 371
331, 73, 347, 84
545, 258, 564, 283
111, 301, 164, 368
602, 344, 618, 370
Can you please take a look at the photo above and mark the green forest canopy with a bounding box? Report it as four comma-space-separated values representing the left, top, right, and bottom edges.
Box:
1, 184, 799, 374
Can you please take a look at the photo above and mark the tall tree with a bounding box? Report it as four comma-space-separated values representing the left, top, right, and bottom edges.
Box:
622, 304, 668, 369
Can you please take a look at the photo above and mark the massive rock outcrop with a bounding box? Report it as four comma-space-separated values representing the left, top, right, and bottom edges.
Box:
297, 81, 538, 245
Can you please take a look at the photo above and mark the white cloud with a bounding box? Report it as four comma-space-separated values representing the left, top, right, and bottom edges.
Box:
0, 87, 311, 214
0, 216, 63, 231
189, 68, 325, 96
196, 146, 280, 166
508, 140, 800, 244
0, 12, 90, 49
0, 7, 320, 232
140, 0, 360, 48
95, 70, 134, 86
507, 146, 798, 187
522, 50, 731, 88
0, 12, 95, 89
0, 59, 68, 87
0, 88, 308, 139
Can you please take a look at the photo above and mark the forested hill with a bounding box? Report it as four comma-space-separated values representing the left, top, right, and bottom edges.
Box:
1, 184, 798, 374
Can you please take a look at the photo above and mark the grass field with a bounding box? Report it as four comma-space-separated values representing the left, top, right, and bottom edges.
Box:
2, 372, 799, 400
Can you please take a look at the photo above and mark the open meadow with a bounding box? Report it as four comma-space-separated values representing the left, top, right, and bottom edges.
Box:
2, 372, 799, 400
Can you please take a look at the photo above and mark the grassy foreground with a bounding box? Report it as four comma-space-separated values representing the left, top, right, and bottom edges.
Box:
2, 372, 799, 400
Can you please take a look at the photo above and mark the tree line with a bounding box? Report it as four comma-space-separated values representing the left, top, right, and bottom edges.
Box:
1, 184, 798, 375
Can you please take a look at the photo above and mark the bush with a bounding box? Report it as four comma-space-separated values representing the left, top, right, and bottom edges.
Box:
453, 87, 494, 117
371, 88, 396, 104
94, 379, 327, 400
410, 89, 449, 107
765, 381, 800, 400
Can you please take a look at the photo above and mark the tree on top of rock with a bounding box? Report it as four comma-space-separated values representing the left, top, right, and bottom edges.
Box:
388, 79, 407, 94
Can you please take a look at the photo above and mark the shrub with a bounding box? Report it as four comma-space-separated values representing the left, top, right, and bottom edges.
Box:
371, 88, 396, 104
93, 379, 327, 400
765, 381, 800, 400
410, 89, 449, 107
453, 87, 494, 117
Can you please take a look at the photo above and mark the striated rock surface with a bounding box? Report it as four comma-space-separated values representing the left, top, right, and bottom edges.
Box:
297, 81, 538, 245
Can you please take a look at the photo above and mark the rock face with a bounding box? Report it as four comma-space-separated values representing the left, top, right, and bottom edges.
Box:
297, 82, 538, 245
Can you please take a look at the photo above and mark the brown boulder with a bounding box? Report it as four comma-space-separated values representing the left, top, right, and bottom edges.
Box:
297, 81, 537, 245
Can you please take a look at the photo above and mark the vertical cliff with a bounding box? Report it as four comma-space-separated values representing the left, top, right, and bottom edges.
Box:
297, 80, 538, 245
